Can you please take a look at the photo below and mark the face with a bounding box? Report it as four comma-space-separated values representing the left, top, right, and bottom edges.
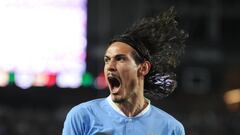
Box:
104, 42, 142, 103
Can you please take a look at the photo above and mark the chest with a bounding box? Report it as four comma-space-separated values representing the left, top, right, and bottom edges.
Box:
84, 116, 170, 135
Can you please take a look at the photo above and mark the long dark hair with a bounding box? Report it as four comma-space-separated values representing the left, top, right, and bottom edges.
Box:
109, 7, 188, 99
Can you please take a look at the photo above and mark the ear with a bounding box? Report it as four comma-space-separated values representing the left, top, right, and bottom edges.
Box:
138, 61, 151, 76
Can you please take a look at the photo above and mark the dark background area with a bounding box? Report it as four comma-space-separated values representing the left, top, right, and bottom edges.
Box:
0, 0, 240, 135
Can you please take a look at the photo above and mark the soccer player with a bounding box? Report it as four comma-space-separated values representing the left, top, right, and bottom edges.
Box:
62, 7, 188, 135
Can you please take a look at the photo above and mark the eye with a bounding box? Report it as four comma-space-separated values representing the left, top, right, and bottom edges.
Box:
104, 57, 110, 63
116, 56, 126, 61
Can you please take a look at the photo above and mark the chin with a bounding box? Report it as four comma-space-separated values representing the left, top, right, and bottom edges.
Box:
111, 95, 127, 103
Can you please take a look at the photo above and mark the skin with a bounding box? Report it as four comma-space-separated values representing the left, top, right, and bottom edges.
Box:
104, 42, 151, 117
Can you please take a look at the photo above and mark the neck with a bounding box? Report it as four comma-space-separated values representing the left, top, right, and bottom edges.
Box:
115, 94, 148, 117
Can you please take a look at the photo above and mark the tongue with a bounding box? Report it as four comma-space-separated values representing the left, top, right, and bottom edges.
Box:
112, 87, 119, 94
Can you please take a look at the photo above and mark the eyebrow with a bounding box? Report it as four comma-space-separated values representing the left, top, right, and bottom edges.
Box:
104, 54, 127, 58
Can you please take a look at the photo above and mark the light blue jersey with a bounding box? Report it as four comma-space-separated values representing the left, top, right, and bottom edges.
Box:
62, 96, 185, 135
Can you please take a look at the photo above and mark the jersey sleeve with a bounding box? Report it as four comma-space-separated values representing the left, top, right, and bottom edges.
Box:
62, 106, 86, 135
174, 121, 185, 135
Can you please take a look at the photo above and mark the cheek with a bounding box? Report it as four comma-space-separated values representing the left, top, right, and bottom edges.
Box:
129, 79, 136, 90
104, 66, 108, 80
103, 66, 107, 73
120, 65, 138, 81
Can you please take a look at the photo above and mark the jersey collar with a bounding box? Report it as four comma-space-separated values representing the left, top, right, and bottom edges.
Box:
106, 95, 151, 118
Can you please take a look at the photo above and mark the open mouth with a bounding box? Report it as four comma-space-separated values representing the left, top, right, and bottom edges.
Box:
107, 76, 121, 93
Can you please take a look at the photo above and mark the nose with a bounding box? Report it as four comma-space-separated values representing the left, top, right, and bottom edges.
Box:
106, 60, 117, 72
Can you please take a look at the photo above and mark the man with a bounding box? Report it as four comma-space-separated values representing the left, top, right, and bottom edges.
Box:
62, 7, 188, 135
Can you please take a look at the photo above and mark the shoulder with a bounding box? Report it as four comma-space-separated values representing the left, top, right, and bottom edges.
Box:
62, 98, 107, 135
68, 98, 106, 116
64, 98, 107, 123
151, 105, 176, 121
150, 105, 185, 133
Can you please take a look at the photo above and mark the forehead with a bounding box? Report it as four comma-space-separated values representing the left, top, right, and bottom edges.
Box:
105, 42, 135, 56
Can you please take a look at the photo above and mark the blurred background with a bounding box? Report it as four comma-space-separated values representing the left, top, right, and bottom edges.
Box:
0, 0, 240, 135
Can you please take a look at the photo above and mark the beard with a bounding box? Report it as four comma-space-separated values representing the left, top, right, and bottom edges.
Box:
112, 81, 137, 103
110, 92, 129, 103
112, 96, 127, 103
